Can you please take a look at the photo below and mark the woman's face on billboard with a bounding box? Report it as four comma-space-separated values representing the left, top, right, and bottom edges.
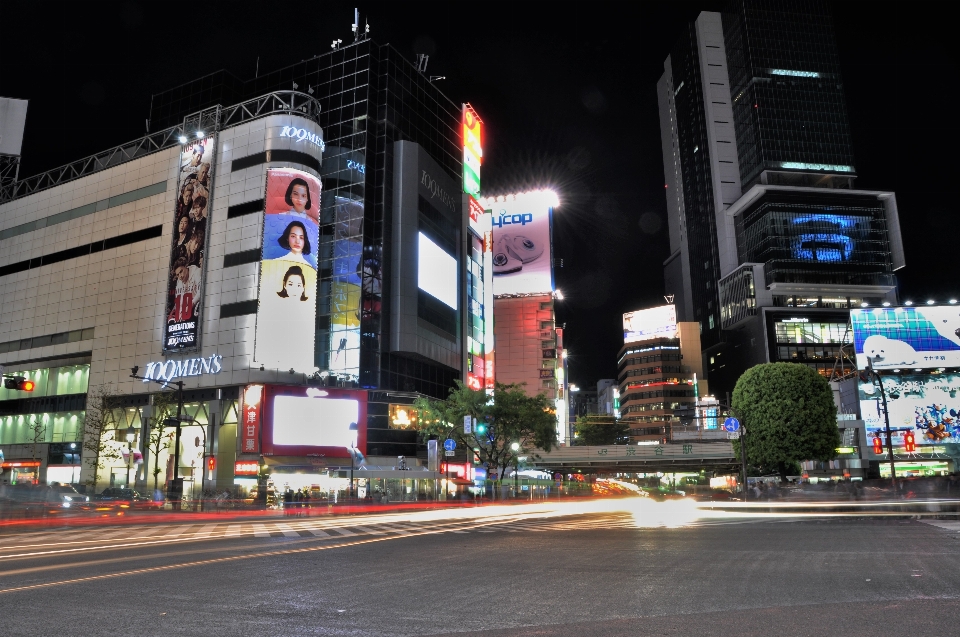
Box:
287, 226, 305, 255
284, 274, 304, 300
290, 184, 308, 213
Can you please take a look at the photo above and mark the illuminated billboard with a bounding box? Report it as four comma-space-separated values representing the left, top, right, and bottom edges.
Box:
623, 305, 678, 343
254, 168, 321, 372
462, 105, 482, 196
858, 371, 960, 449
164, 137, 215, 352
486, 191, 557, 296
259, 385, 367, 457
329, 196, 364, 376
418, 232, 458, 309
851, 307, 960, 370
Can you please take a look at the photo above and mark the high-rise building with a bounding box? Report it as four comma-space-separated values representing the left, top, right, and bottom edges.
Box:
658, 1, 904, 396
0, 37, 476, 491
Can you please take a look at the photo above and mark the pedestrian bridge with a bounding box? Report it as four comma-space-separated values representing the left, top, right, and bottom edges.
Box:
525, 442, 738, 472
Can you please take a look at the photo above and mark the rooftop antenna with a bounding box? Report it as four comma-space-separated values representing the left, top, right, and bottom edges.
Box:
664, 295, 675, 304
331, 39, 342, 50
352, 8, 360, 42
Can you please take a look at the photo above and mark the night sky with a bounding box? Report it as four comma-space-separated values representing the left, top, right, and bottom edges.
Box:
1, 2, 953, 389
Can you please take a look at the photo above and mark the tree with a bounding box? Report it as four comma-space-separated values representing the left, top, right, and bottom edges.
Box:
732, 362, 840, 484
573, 415, 631, 445
29, 416, 47, 462
414, 381, 558, 494
82, 384, 122, 491
146, 390, 177, 493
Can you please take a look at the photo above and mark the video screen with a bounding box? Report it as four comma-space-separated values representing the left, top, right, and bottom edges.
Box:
418, 232, 458, 309
272, 395, 359, 448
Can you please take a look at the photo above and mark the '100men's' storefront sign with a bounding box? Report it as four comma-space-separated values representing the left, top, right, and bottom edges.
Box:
140, 354, 223, 382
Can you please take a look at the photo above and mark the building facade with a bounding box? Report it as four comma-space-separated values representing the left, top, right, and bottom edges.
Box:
658, 1, 904, 396
1, 38, 475, 497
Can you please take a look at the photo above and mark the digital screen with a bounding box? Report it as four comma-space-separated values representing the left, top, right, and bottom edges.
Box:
272, 396, 359, 448
858, 372, 960, 447
254, 168, 322, 371
489, 193, 555, 296
851, 307, 960, 370
418, 232, 458, 309
623, 305, 678, 343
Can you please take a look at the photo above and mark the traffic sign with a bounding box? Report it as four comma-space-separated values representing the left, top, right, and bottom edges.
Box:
445, 450, 455, 456
443, 439, 457, 452
726, 431, 740, 440
723, 417, 740, 432
463, 415, 473, 434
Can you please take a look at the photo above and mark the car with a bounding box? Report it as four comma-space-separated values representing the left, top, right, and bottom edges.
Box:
95, 487, 163, 510
51, 484, 92, 510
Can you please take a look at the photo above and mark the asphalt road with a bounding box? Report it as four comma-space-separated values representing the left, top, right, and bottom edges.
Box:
1, 500, 958, 636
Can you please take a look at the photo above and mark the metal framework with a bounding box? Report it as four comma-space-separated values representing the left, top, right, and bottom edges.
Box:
0, 91, 321, 204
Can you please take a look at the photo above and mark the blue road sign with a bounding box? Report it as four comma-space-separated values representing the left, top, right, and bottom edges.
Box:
723, 417, 740, 432
443, 438, 457, 452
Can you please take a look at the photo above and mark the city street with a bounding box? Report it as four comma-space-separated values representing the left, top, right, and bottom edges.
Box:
1, 500, 959, 636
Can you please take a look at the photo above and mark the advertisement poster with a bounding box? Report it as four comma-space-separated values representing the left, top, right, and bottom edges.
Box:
254, 169, 321, 372
164, 138, 215, 352
329, 196, 363, 375
851, 307, 960, 370
859, 372, 960, 447
489, 194, 554, 296
623, 305, 679, 344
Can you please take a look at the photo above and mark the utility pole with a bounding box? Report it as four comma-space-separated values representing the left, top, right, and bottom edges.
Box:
865, 359, 897, 494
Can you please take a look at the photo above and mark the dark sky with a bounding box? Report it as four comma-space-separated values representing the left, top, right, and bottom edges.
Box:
1, 2, 954, 389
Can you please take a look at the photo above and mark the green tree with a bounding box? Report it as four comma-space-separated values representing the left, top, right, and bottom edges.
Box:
82, 384, 121, 491
573, 415, 631, 445
732, 362, 840, 483
146, 390, 177, 492
414, 381, 558, 493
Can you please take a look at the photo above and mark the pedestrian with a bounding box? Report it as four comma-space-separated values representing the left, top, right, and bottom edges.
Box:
302, 489, 311, 516
284, 488, 294, 516
294, 489, 303, 517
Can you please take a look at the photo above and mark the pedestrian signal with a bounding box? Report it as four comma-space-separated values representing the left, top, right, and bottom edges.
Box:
872, 436, 883, 454
904, 431, 916, 452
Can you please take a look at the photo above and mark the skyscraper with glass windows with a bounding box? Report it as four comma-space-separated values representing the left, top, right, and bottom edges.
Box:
658, 0, 904, 395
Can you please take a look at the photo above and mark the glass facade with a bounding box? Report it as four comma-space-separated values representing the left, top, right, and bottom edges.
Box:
723, 0, 856, 188
769, 315, 854, 377
149, 40, 462, 396
0, 364, 89, 401
734, 192, 895, 288
668, 25, 722, 348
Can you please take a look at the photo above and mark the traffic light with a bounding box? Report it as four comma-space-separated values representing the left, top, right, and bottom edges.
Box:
476, 424, 486, 434
207, 456, 216, 471
872, 435, 884, 455
904, 431, 916, 452
3, 376, 35, 391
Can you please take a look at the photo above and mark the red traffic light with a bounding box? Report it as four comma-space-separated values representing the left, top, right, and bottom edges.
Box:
3, 376, 35, 391
207, 456, 216, 471
904, 431, 916, 452
872, 436, 884, 455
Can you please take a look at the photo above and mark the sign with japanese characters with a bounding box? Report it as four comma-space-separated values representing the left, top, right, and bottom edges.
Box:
240, 384, 264, 454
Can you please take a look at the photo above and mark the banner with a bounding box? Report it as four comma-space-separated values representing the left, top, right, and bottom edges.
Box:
254, 169, 322, 371
164, 138, 215, 352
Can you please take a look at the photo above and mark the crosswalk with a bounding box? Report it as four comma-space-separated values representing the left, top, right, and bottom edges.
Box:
0, 513, 638, 551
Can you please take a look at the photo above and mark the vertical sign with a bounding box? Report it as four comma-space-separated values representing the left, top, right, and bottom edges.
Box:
483, 222, 495, 391
240, 384, 263, 454
164, 137, 215, 352
463, 105, 482, 196
253, 168, 322, 371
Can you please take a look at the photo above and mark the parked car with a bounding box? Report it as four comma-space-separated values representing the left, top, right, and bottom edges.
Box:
95, 488, 163, 510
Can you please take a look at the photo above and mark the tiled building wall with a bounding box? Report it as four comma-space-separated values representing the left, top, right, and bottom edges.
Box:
492, 295, 556, 400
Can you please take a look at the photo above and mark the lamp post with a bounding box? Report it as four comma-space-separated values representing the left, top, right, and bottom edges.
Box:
511, 442, 520, 498
125, 425, 135, 488
864, 358, 897, 494
130, 367, 185, 509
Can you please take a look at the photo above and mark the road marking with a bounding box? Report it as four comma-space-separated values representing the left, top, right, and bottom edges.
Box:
351, 525, 386, 536
224, 524, 244, 537
376, 524, 412, 536
922, 520, 960, 531
192, 524, 219, 538
307, 528, 331, 537
329, 527, 356, 537
163, 525, 194, 538
274, 523, 301, 538
252, 524, 271, 538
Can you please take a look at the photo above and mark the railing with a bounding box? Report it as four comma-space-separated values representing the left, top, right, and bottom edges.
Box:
0, 91, 321, 204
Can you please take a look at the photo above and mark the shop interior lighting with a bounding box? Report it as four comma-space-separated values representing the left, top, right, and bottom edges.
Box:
860, 302, 868, 307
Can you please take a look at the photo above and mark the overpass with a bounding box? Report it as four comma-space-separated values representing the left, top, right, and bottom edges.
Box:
525, 442, 738, 473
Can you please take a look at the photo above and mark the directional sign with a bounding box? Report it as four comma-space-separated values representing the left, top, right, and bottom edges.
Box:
726, 431, 740, 440
723, 417, 740, 432
443, 439, 457, 452
463, 415, 473, 434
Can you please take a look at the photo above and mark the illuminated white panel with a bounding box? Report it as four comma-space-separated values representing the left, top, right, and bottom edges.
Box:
418, 232, 458, 309
273, 396, 358, 447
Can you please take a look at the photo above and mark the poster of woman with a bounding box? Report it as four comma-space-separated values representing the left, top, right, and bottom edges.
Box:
254, 168, 322, 371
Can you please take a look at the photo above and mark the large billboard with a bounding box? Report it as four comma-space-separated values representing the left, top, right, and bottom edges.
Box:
259, 385, 367, 458
254, 168, 321, 372
858, 371, 960, 449
164, 138, 215, 352
851, 307, 960, 370
488, 191, 556, 296
623, 304, 678, 344
329, 195, 363, 376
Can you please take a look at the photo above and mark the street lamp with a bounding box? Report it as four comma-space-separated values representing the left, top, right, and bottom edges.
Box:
130, 366, 186, 508
125, 425, 135, 488
511, 442, 520, 498
862, 357, 898, 494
